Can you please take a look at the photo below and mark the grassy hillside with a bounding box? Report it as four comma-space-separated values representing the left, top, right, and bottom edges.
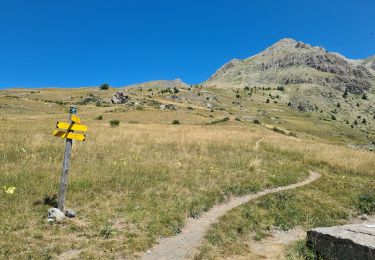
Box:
0, 87, 374, 259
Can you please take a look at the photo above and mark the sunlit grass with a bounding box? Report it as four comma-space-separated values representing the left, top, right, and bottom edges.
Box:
1, 88, 374, 259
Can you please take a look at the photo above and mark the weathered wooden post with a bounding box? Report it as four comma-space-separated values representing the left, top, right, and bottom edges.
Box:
57, 106, 76, 211
52, 106, 87, 212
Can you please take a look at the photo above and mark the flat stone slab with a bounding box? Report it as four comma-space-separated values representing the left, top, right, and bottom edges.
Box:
307, 224, 375, 260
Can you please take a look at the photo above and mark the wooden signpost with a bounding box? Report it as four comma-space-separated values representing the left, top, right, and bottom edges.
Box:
52, 106, 87, 211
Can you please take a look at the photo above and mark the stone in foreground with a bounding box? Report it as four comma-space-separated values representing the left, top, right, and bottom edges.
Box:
64, 208, 77, 218
47, 208, 65, 222
307, 224, 375, 260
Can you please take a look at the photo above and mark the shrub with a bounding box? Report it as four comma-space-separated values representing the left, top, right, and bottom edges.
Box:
362, 118, 367, 124
253, 119, 261, 124
236, 94, 241, 98
277, 86, 285, 91
331, 115, 336, 120
362, 94, 368, 100
172, 120, 180, 125
109, 119, 120, 127
99, 83, 110, 90
266, 99, 270, 103
273, 127, 286, 135
357, 193, 375, 214
207, 117, 230, 125
100, 225, 113, 239
343, 90, 348, 98
96, 115, 103, 120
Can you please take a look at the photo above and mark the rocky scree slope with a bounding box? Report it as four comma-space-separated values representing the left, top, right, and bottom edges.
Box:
205, 38, 375, 95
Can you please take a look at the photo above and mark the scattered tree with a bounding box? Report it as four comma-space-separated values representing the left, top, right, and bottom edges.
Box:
99, 83, 110, 90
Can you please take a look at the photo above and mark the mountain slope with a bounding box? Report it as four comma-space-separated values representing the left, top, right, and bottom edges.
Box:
362, 55, 375, 71
124, 78, 189, 90
205, 38, 375, 94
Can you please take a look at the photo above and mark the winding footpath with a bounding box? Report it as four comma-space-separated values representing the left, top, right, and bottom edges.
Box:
142, 138, 321, 260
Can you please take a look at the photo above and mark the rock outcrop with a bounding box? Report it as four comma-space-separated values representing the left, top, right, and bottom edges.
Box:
307, 224, 375, 260
111, 91, 129, 104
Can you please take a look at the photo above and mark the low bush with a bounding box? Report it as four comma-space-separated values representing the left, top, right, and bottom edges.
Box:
109, 119, 120, 127
207, 117, 230, 125
357, 193, 375, 214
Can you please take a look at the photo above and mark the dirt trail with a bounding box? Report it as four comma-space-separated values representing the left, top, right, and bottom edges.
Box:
246, 226, 305, 259
142, 161, 321, 260
254, 137, 264, 151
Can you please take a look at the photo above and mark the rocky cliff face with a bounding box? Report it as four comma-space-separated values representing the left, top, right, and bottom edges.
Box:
205, 38, 375, 95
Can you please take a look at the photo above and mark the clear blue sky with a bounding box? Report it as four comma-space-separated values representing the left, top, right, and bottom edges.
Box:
0, 0, 374, 89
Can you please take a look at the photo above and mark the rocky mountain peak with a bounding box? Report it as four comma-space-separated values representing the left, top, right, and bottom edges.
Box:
268, 38, 299, 49
206, 38, 374, 94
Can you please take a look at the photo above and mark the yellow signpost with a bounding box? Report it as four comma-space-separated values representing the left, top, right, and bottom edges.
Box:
52, 130, 86, 141
71, 115, 81, 124
52, 106, 87, 211
56, 122, 88, 132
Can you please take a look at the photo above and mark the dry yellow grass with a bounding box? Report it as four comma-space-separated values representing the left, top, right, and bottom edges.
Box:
1, 88, 374, 259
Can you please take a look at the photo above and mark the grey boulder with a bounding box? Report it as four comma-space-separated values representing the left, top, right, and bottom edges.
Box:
47, 208, 65, 222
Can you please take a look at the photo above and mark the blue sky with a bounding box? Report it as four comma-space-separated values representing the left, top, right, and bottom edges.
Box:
0, 0, 374, 89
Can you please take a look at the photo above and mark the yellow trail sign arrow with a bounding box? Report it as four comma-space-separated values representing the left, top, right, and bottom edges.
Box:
56, 122, 88, 132
52, 130, 86, 141
71, 115, 81, 124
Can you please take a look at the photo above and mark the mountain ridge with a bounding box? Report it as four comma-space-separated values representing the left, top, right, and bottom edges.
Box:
204, 38, 375, 95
